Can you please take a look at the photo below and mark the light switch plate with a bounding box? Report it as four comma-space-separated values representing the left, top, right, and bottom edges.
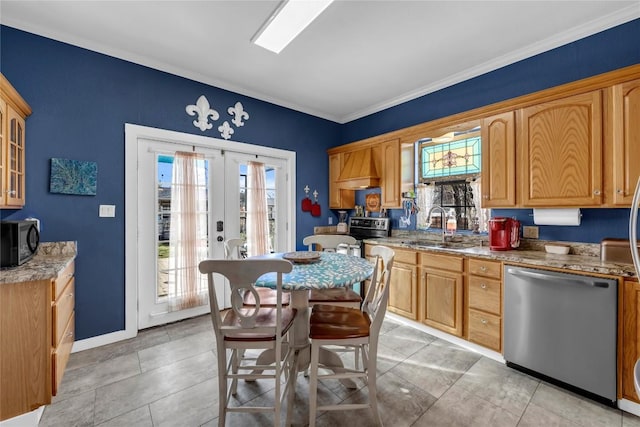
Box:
523, 225, 539, 239
99, 205, 116, 217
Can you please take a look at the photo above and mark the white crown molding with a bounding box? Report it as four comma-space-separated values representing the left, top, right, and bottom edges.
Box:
0, 16, 343, 123
2, 4, 639, 125
341, 4, 640, 124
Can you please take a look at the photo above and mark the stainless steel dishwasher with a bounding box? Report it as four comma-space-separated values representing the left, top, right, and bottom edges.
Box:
504, 266, 617, 405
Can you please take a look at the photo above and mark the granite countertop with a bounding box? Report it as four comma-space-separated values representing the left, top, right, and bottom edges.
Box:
0, 241, 77, 285
366, 237, 638, 278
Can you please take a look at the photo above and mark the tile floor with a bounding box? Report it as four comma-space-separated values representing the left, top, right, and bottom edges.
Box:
40, 315, 640, 426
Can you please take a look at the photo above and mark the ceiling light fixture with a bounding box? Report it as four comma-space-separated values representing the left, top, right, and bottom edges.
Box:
251, 0, 334, 54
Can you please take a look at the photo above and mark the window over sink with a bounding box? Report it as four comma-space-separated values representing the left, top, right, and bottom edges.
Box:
412, 125, 489, 233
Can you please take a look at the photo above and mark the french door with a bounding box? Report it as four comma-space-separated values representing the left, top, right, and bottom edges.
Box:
135, 134, 293, 330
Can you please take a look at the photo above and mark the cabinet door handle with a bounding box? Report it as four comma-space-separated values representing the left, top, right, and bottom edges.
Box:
67, 331, 74, 338
481, 319, 488, 325
593, 189, 601, 195
480, 283, 487, 289
67, 292, 74, 298
617, 189, 624, 194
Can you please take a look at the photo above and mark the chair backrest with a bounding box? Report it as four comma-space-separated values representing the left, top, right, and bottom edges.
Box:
363, 245, 395, 336
224, 238, 245, 260
303, 234, 357, 252
198, 259, 293, 337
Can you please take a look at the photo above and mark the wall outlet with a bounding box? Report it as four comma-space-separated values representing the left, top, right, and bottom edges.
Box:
328, 217, 333, 225
522, 225, 539, 239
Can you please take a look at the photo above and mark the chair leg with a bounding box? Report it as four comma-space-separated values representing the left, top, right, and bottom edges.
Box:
217, 348, 228, 427
367, 353, 382, 426
285, 349, 300, 426
308, 341, 321, 427
230, 349, 240, 395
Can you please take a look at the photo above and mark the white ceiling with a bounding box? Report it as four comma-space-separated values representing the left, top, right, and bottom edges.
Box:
1, 1, 639, 123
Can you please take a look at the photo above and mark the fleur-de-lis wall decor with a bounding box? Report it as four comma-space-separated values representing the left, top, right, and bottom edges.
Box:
219, 121, 234, 140
228, 102, 249, 127
185, 97, 251, 140
185, 95, 219, 131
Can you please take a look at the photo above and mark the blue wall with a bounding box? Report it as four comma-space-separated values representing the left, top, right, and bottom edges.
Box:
0, 26, 340, 339
2, 19, 640, 340
341, 19, 640, 244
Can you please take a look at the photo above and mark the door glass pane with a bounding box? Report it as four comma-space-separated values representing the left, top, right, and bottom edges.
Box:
238, 164, 277, 254
156, 154, 210, 301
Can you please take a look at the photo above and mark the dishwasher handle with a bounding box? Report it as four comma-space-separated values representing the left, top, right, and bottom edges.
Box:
505, 267, 610, 288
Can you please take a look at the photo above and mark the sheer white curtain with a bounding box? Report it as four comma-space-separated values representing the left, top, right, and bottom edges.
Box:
168, 151, 209, 311
246, 161, 271, 257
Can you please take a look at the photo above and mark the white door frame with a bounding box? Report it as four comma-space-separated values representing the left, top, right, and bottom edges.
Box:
118, 124, 296, 342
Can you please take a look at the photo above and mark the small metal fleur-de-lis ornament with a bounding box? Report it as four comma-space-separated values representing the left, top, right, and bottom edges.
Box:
228, 101, 249, 127
219, 121, 234, 140
186, 95, 219, 131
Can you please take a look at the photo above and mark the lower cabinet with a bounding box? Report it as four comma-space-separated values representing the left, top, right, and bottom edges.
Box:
622, 279, 640, 403
466, 258, 503, 352
419, 253, 464, 337
0, 261, 75, 421
387, 248, 419, 319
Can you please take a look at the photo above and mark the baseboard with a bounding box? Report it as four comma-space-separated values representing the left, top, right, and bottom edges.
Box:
0, 406, 44, 427
72, 328, 137, 353
618, 399, 640, 417
385, 313, 505, 363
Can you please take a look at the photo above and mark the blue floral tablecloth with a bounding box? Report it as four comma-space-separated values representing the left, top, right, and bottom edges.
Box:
255, 252, 374, 291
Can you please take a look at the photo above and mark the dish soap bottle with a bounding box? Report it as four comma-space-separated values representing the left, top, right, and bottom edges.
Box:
446, 209, 457, 235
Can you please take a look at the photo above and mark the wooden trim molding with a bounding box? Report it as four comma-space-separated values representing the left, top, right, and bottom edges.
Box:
0, 73, 32, 117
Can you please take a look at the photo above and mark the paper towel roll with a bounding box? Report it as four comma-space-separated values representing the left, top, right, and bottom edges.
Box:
533, 208, 581, 226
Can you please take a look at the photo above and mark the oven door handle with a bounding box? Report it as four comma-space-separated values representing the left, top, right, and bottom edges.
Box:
505, 267, 610, 288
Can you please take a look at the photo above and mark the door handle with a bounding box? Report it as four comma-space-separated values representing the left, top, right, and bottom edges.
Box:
506, 267, 609, 288
217, 236, 224, 242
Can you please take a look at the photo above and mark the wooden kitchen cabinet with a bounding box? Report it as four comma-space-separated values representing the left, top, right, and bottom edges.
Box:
386, 247, 419, 319
0, 74, 31, 208
328, 152, 355, 209
380, 138, 401, 208
611, 78, 640, 206
622, 278, 640, 402
519, 90, 603, 206
481, 111, 516, 208
419, 252, 464, 336
0, 261, 75, 421
466, 258, 503, 352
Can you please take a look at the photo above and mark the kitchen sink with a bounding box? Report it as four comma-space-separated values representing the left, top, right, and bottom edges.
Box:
398, 240, 476, 250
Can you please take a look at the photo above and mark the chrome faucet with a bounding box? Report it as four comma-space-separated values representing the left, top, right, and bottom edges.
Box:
426, 205, 447, 244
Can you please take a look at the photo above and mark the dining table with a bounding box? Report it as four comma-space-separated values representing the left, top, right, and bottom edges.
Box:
252, 251, 374, 383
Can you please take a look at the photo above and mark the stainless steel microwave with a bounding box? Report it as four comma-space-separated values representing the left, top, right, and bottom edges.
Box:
0, 220, 40, 267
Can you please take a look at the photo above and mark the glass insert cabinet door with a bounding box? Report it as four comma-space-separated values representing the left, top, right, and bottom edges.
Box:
4, 107, 25, 206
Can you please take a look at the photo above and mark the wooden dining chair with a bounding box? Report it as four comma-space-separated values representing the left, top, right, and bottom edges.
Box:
303, 234, 362, 308
307, 245, 395, 426
199, 258, 296, 426
225, 237, 290, 307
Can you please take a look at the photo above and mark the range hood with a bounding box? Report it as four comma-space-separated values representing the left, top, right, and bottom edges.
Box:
337, 148, 380, 189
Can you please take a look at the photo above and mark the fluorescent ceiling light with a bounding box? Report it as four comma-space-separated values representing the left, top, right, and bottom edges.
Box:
252, 0, 334, 54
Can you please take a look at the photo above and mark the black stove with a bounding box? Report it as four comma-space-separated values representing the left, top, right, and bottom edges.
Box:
348, 217, 391, 240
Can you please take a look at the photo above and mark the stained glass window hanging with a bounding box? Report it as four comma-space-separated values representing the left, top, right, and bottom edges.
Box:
420, 135, 481, 181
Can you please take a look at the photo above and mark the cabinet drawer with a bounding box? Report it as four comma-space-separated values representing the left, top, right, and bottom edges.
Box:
468, 258, 501, 279
52, 312, 74, 396
420, 253, 463, 272
52, 260, 75, 301
468, 276, 501, 315
394, 248, 418, 265
468, 309, 501, 352
52, 278, 75, 346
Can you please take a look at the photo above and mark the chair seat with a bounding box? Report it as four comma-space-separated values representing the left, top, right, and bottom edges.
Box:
243, 287, 291, 306
309, 305, 370, 340
223, 307, 297, 341
308, 288, 362, 303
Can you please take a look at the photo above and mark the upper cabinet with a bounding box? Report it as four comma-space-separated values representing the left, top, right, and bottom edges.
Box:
328, 152, 355, 209
380, 138, 401, 208
611, 78, 640, 205
481, 111, 516, 208
519, 90, 603, 207
1, 74, 31, 209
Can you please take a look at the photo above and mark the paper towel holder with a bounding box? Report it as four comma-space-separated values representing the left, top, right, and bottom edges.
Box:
532, 208, 582, 226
